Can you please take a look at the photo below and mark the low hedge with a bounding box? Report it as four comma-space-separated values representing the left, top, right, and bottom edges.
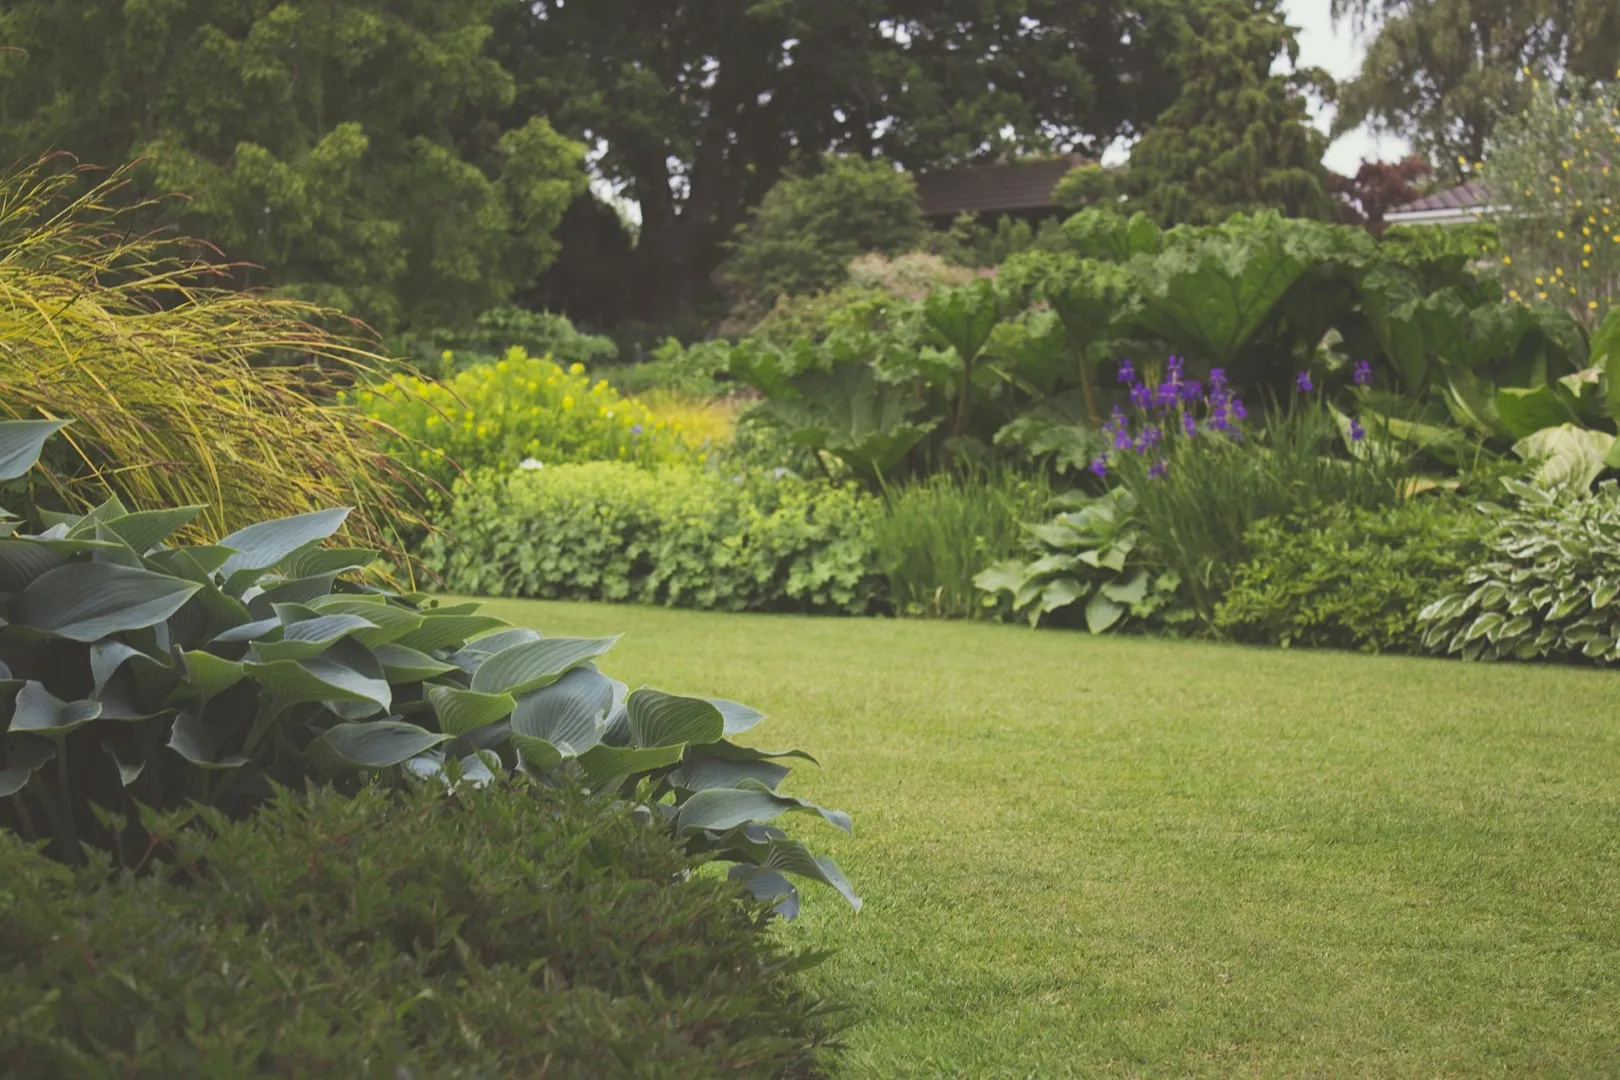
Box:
1214, 497, 1492, 653
422, 463, 884, 614
0, 781, 839, 1079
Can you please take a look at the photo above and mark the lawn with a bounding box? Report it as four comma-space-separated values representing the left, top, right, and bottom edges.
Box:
480, 598, 1620, 1079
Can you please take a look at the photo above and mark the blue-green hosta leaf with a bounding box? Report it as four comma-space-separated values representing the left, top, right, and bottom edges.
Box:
973, 560, 1027, 598
426, 684, 515, 737
281, 546, 379, 578
103, 506, 206, 554
470, 636, 620, 697
167, 585, 254, 650
510, 666, 612, 755
448, 627, 543, 672
11, 681, 102, 735
0, 540, 64, 593
749, 838, 861, 911
1513, 424, 1615, 492
699, 740, 818, 766
0, 419, 69, 480
217, 508, 351, 585
1085, 590, 1124, 634
667, 753, 791, 792
91, 640, 146, 696
13, 562, 201, 642
103, 742, 144, 787
1039, 578, 1088, 618
1101, 569, 1149, 607
210, 617, 282, 645
145, 545, 236, 583
251, 613, 377, 662
307, 720, 449, 774
626, 689, 725, 748
730, 867, 801, 918
395, 614, 511, 653
245, 573, 339, 618
0, 737, 54, 796
675, 782, 853, 835
511, 732, 564, 774
166, 710, 250, 770
245, 639, 390, 714
180, 650, 247, 709
576, 742, 685, 788
712, 698, 767, 736
372, 643, 457, 683
306, 596, 422, 645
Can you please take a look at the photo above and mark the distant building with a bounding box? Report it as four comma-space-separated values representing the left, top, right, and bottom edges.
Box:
913, 155, 1088, 223
1383, 182, 1496, 227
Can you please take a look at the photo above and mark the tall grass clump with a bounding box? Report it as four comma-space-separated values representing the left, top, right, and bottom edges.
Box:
872, 465, 1051, 618
0, 156, 424, 554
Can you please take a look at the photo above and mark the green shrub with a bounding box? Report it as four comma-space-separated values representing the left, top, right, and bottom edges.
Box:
397, 306, 620, 377
0, 420, 855, 910
606, 338, 735, 397
1215, 499, 1491, 652
1419, 480, 1620, 663
0, 782, 840, 1078
351, 348, 695, 491
423, 463, 883, 615
872, 467, 1052, 619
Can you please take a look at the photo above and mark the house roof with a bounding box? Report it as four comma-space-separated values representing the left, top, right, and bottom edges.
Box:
914, 155, 1088, 218
1385, 182, 1495, 225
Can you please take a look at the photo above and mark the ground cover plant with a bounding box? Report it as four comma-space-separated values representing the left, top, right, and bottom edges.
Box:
0, 781, 840, 1078
501, 598, 1620, 1078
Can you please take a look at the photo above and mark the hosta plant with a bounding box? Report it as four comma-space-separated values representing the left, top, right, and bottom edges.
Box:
1419, 479, 1620, 664
974, 488, 1190, 632
0, 421, 855, 914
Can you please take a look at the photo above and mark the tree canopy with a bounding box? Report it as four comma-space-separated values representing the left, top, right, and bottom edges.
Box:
0, 0, 586, 332
1332, 0, 1620, 179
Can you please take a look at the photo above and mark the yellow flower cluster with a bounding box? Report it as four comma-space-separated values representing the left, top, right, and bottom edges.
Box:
349, 347, 698, 484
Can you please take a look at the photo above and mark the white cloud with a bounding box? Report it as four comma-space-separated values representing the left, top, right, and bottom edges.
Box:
1281, 0, 1412, 173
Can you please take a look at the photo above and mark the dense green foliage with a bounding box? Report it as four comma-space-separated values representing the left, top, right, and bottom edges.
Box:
723, 156, 927, 309
1215, 498, 1491, 652
869, 468, 1051, 619
0, 422, 855, 910
0, 782, 838, 1078
398, 306, 619, 376
1420, 480, 1620, 663
1332, 0, 1620, 175
353, 349, 696, 493
422, 463, 883, 616
0, 1, 587, 332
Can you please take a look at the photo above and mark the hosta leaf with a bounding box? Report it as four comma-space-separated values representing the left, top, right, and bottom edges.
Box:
306, 596, 422, 645
0, 419, 69, 480
1085, 591, 1124, 634
103, 742, 145, 787
470, 636, 619, 697
210, 617, 282, 645
251, 613, 377, 662
701, 740, 819, 766
1039, 578, 1087, 617
448, 627, 543, 672
576, 742, 685, 788
395, 614, 511, 653
245, 573, 339, 617
13, 562, 200, 641
713, 698, 767, 736
180, 649, 247, 709
103, 506, 206, 554
217, 508, 351, 583
1464, 611, 1505, 643
1100, 569, 1149, 607
281, 546, 379, 578
627, 689, 725, 748
511, 732, 564, 774
145, 545, 236, 582
675, 783, 852, 835
245, 639, 390, 713
373, 643, 457, 682
0, 737, 54, 796
307, 720, 450, 773
740, 837, 862, 911
11, 681, 102, 735
511, 666, 612, 755
668, 753, 791, 792
90, 640, 147, 696
426, 685, 516, 737
0, 540, 64, 592
730, 867, 800, 918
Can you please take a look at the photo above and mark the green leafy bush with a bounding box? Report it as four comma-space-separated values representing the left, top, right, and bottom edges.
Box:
422, 463, 883, 616
0, 782, 839, 1078
872, 467, 1052, 619
1419, 480, 1620, 663
0, 421, 855, 911
606, 337, 736, 397
398, 305, 619, 377
1215, 499, 1491, 652
975, 488, 1192, 632
351, 348, 695, 490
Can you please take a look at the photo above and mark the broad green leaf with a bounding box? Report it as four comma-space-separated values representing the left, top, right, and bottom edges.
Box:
0, 737, 54, 796
426, 684, 516, 737
307, 720, 449, 773
167, 711, 249, 770
14, 562, 200, 642
730, 867, 800, 918
750, 838, 862, 911
1085, 591, 1124, 634
103, 742, 144, 787
1495, 386, 1577, 440
281, 546, 379, 578
251, 613, 377, 662
395, 613, 510, 652
1512, 424, 1615, 491
627, 689, 725, 748
306, 596, 422, 644
510, 665, 612, 755
11, 681, 102, 735
511, 732, 564, 774
103, 506, 205, 554
701, 740, 819, 767
372, 643, 457, 682
713, 698, 767, 736
0, 419, 69, 480
210, 617, 281, 645
0, 540, 63, 592
448, 627, 543, 671
675, 784, 853, 835
577, 742, 685, 788
90, 640, 146, 696
180, 650, 247, 709
246, 572, 339, 616
1100, 569, 1149, 607
245, 639, 390, 713
217, 508, 351, 582
470, 636, 620, 697
668, 753, 790, 792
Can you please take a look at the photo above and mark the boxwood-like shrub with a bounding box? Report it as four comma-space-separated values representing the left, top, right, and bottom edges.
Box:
422, 463, 884, 615
1216, 498, 1491, 653
0, 781, 840, 1079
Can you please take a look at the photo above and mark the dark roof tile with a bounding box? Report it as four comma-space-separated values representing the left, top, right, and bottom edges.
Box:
1389, 182, 1493, 214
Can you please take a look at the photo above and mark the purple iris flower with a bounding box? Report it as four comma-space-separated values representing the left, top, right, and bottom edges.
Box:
1210, 410, 1230, 432
1179, 380, 1202, 405
1231, 399, 1247, 421
1117, 359, 1135, 384
1209, 367, 1228, 390
1352, 360, 1373, 387
1155, 382, 1180, 409
631, 424, 643, 436
1113, 428, 1134, 450
1166, 355, 1184, 380
1129, 382, 1153, 411
1088, 456, 1109, 478
1295, 371, 1314, 393
1349, 419, 1366, 441
1148, 459, 1169, 480
1181, 412, 1197, 437
1135, 425, 1163, 452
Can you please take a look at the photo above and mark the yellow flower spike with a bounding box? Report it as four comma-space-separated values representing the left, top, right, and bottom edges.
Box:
526, 380, 538, 392
1502, 255, 1512, 265
496, 361, 508, 374
1583, 260, 1591, 268
1562, 159, 1571, 168
1591, 216, 1599, 224
1590, 301, 1600, 310
568, 363, 585, 375
476, 424, 488, 438
1585, 244, 1594, 253
1509, 289, 1520, 300
1536, 276, 1545, 285
1557, 230, 1566, 239
425, 416, 439, 429
1556, 267, 1565, 275
1539, 291, 1550, 300
698, 453, 707, 464
1584, 227, 1592, 236
441, 350, 454, 363
562, 395, 574, 410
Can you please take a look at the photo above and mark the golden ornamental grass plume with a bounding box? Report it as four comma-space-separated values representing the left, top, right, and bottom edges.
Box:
0, 155, 431, 563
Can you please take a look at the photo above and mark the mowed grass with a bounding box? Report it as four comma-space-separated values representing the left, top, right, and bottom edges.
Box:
477, 598, 1620, 1079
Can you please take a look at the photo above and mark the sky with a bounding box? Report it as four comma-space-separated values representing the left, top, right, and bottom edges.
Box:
1282, 0, 1412, 172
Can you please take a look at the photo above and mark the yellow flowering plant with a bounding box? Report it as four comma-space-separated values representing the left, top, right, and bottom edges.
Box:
348, 347, 695, 488
1482, 73, 1620, 323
